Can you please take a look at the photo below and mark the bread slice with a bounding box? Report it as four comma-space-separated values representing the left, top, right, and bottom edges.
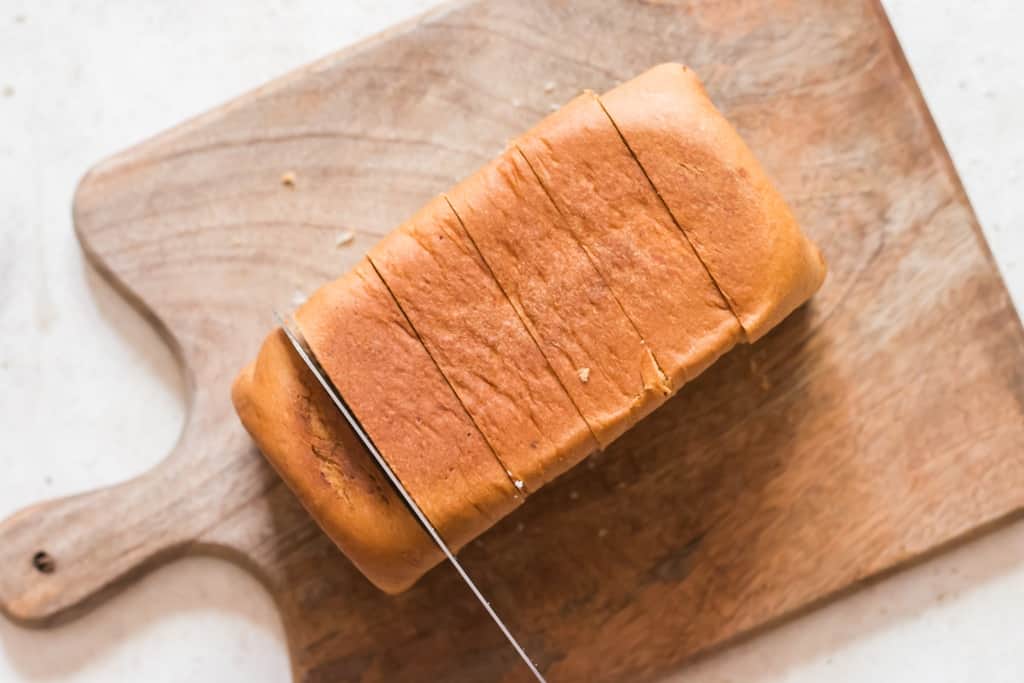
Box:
232, 329, 439, 594
600, 63, 827, 341
367, 196, 597, 491
446, 150, 669, 448
295, 260, 521, 567
517, 92, 742, 390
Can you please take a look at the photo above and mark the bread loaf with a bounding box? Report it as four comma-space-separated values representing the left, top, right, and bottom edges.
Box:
232, 64, 827, 593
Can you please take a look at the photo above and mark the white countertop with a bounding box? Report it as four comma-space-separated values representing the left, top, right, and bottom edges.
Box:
1, 1, 1021, 680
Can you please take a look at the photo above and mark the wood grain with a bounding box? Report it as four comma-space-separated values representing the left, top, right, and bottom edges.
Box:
3, 0, 1024, 681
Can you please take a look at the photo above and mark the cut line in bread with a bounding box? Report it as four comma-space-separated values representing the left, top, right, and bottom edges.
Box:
294, 259, 522, 551
442, 193, 604, 452
365, 256, 523, 495
599, 63, 827, 341
445, 150, 668, 448
512, 145, 674, 395
366, 197, 597, 492
593, 90, 747, 344
517, 92, 743, 390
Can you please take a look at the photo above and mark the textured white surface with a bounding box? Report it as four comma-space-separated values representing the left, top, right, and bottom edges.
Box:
0, 1, 1021, 681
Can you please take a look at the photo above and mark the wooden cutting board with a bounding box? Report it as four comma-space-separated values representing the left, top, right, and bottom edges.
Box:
3, 1, 1024, 681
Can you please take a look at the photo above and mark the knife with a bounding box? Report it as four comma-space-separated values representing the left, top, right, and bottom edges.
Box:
274, 312, 546, 682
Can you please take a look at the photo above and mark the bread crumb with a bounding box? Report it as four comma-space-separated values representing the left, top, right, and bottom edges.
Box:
598, 528, 608, 538
548, 103, 559, 112
291, 289, 306, 307
569, 490, 580, 501
14, 14, 26, 23
335, 230, 355, 248
577, 367, 590, 383
544, 81, 555, 93
513, 479, 525, 492
281, 171, 296, 188
2, 85, 12, 97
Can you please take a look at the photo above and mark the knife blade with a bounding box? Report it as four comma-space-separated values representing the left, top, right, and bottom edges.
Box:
274, 312, 546, 682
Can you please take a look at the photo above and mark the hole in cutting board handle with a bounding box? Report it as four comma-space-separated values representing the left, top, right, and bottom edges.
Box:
32, 550, 56, 574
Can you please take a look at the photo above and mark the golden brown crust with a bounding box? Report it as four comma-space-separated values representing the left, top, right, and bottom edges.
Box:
367, 196, 597, 490
294, 260, 522, 554
600, 63, 827, 341
231, 329, 438, 594
445, 150, 668, 448
517, 92, 742, 390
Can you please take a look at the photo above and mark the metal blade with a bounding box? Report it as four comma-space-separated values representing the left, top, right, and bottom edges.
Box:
274, 312, 546, 682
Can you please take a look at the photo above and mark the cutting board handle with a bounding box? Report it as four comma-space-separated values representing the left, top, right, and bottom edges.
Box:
0, 426, 210, 627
